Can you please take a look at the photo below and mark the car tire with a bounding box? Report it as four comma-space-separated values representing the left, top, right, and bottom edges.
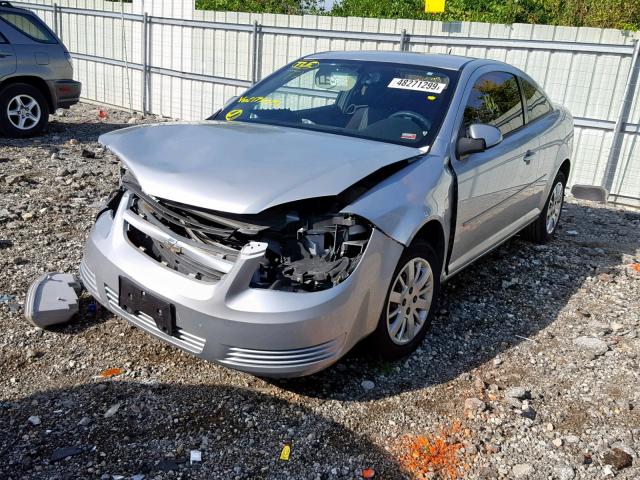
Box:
521, 171, 566, 244
369, 240, 441, 360
0, 83, 50, 138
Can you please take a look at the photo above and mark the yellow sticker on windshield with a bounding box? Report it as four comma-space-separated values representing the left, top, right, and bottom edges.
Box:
225, 109, 243, 121
238, 96, 281, 107
292, 60, 319, 70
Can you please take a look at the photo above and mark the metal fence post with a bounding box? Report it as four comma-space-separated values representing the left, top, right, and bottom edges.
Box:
251, 20, 260, 84
602, 38, 640, 195
52, 3, 58, 36
57, 4, 62, 41
399, 29, 408, 51
142, 12, 149, 115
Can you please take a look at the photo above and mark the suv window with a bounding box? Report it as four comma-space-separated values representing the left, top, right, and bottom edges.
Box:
463, 72, 524, 137
521, 78, 552, 122
0, 12, 56, 43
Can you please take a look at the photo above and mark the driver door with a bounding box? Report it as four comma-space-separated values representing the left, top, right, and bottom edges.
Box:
448, 70, 541, 273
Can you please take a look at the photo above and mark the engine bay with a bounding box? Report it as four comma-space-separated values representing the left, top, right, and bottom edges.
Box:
121, 178, 371, 292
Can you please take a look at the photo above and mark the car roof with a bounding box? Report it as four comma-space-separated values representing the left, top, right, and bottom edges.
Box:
309, 51, 481, 71
0, 2, 31, 13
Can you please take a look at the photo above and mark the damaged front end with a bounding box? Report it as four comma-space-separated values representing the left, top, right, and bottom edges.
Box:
114, 172, 372, 292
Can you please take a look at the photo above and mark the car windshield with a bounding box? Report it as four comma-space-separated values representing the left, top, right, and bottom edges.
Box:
214, 59, 459, 147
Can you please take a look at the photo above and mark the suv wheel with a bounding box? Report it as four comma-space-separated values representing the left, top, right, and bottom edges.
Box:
0, 83, 50, 137
521, 171, 566, 244
369, 240, 441, 359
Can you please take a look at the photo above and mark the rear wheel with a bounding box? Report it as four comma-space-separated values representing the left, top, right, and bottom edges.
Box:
0, 83, 50, 137
521, 171, 566, 244
369, 240, 441, 360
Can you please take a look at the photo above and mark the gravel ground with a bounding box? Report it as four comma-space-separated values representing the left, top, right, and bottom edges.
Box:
1, 104, 639, 480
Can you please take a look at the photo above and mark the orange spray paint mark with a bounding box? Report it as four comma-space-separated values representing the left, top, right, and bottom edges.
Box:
396, 421, 470, 480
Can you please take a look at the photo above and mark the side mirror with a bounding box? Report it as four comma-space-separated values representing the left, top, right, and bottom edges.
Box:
457, 137, 486, 156
457, 123, 503, 157
469, 123, 503, 148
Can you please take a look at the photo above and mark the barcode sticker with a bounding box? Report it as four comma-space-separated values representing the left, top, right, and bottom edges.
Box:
388, 78, 447, 94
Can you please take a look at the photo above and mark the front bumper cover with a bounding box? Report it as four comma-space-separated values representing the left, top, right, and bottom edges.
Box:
80, 192, 403, 377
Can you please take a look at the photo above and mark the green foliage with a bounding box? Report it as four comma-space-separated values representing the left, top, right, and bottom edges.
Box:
195, 0, 318, 15
195, 0, 639, 30
330, 0, 639, 30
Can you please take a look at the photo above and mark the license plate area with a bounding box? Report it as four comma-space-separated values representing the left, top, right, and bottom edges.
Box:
119, 276, 175, 336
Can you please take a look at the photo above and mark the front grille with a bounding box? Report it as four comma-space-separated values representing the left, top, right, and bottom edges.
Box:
104, 284, 206, 354
221, 340, 340, 369
123, 193, 239, 283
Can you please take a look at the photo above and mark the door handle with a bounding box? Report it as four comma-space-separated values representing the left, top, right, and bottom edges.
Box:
0, 53, 13, 58
523, 150, 536, 163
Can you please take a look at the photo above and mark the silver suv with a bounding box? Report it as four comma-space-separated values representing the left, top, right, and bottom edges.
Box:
0, 1, 80, 137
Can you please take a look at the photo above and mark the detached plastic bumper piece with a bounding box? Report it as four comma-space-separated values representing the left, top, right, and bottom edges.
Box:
25, 272, 82, 328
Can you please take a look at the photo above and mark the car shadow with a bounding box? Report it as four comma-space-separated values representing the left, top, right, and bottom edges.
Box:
273, 200, 640, 401
0, 381, 403, 479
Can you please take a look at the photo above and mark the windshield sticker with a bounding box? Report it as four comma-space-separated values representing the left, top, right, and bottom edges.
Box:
238, 96, 282, 107
292, 60, 320, 70
388, 78, 447, 94
401, 133, 417, 140
225, 109, 243, 121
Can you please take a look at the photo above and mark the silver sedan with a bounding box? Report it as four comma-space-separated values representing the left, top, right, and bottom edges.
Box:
81, 51, 573, 377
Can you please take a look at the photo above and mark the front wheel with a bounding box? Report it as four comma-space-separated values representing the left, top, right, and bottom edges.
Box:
521, 171, 566, 244
369, 240, 441, 360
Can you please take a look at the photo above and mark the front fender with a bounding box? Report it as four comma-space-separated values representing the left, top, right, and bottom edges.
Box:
341, 155, 453, 248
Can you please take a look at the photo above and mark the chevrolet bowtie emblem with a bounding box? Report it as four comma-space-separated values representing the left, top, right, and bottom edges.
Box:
162, 237, 182, 255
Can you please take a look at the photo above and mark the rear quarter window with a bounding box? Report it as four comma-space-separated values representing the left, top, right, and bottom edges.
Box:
521, 78, 553, 122
0, 12, 56, 44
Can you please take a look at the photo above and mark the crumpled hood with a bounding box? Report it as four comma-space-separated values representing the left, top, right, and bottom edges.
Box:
99, 121, 422, 214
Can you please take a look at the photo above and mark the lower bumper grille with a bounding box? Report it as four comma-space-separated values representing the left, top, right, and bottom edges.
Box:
79, 261, 98, 296
221, 340, 340, 369
104, 285, 206, 354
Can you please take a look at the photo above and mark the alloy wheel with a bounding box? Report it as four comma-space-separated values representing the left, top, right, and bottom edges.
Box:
386, 257, 434, 345
7, 94, 41, 131
546, 181, 564, 234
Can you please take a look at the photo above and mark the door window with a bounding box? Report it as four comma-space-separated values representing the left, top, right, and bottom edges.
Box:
0, 12, 56, 43
521, 78, 552, 122
463, 72, 524, 136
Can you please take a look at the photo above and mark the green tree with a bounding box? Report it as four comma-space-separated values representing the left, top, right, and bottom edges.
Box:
329, 0, 639, 30
195, 0, 319, 15
195, 0, 639, 30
